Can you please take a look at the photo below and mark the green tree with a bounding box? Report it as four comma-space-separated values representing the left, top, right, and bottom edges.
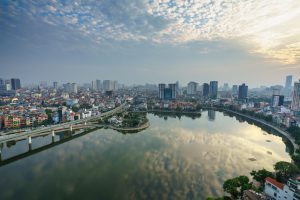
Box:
250, 169, 274, 185
223, 176, 252, 199
274, 161, 299, 183
292, 154, 300, 168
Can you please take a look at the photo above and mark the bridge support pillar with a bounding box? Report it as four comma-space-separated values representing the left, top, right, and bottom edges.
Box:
51, 130, 55, 143
28, 135, 32, 151
70, 125, 73, 132
28, 135, 32, 144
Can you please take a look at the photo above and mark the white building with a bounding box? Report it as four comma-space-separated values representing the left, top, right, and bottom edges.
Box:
264, 177, 300, 200
64, 83, 78, 94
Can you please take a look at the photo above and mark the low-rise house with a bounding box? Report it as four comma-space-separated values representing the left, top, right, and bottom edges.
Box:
264, 177, 300, 200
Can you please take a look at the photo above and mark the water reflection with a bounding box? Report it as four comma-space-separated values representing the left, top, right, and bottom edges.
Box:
208, 110, 216, 121
0, 112, 291, 200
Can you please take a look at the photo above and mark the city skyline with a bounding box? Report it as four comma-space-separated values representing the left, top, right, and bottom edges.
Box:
1, 1, 300, 86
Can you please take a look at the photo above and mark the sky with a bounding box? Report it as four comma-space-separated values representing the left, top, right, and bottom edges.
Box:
0, 0, 300, 87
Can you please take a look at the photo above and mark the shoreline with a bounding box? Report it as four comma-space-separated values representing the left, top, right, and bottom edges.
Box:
204, 107, 298, 153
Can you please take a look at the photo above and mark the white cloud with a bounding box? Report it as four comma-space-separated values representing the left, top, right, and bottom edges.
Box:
146, 0, 300, 64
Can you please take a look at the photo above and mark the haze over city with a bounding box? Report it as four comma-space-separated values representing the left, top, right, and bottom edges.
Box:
1, 0, 300, 86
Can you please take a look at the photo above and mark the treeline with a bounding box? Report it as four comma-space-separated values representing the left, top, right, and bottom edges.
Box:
207, 161, 299, 199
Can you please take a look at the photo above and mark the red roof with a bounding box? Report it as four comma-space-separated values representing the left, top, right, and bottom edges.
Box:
265, 177, 284, 190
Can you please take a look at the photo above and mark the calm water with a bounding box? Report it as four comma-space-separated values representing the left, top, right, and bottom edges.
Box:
0, 111, 291, 199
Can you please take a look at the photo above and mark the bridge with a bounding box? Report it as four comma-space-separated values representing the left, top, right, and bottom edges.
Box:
0, 102, 128, 145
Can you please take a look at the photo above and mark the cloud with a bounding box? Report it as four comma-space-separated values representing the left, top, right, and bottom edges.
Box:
145, 0, 300, 64
1, 0, 300, 64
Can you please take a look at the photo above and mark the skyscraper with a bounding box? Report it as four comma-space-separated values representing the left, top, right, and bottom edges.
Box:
63, 82, 77, 94
238, 83, 248, 100
96, 80, 102, 91
187, 81, 198, 95
10, 78, 21, 90
158, 83, 176, 100
158, 83, 166, 99
271, 95, 284, 107
0, 78, 3, 85
292, 80, 300, 112
91, 80, 97, 91
232, 85, 238, 95
168, 83, 176, 99
202, 83, 209, 97
103, 80, 114, 91
209, 81, 218, 99
285, 75, 293, 90
53, 82, 58, 89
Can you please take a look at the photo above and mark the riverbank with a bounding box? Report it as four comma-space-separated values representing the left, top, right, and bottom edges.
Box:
108, 121, 150, 132
204, 107, 298, 153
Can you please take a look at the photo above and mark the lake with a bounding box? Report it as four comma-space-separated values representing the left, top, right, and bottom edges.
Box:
0, 111, 291, 199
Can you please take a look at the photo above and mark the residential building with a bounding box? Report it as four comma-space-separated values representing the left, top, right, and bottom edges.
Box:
264, 177, 300, 200
187, 81, 198, 95
63, 83, 77, 94
103, 80, 114, 91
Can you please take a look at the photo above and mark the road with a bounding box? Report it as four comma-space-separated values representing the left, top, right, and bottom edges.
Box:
223, 109, 299, 152
0, 102, 128, 144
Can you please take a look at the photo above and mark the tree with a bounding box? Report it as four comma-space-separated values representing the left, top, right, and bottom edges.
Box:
292, 154, 300, 168
250, 169, 274, 185
274, 161, 299, 183
223, 176, 252, 199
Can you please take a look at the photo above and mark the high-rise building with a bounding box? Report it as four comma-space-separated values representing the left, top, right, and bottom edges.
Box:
175, 81, 179, 91
0, 78, 3, 85
187, 81, 198, 95
238, 83, 248, 100
63, 82, 77, 94
285, 75, 293, 90
202, 83, 209, 97
71, 83, 77, 94
53, 82, 58, 89
271, 95, 284, 107
113, 80, 118, 91
158, 83, 166, 99
10, 78, 21, 90
209, 81, 218, 99
96, 80, 102, 91
158, 83, 176, 100
292, 80, 300, 112
168, 83, 176, 99
103, 80, 114, 91
223, 83, 229, 91
91, 80, 97, 91
232, 85, 238, 95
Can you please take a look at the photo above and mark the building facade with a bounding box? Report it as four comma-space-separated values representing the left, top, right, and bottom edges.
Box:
209, 81, 218, 99
238, 83, 248, 100
292, 80, 300, 113
203, 83, 209, 97
10, 78, 21, 90
187, 81, 198, 95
